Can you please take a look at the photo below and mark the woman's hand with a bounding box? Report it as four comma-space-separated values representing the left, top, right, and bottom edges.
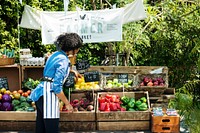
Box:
65, 103, 73, 112
70, 69, 82, 82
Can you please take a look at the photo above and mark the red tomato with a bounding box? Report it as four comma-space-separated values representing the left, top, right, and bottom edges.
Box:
26, 90, 31, 95
23, 92, 29, 97
18, 90, 23, 94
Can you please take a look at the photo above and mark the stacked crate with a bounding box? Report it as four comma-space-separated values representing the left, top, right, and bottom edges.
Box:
151, 114, 180, 133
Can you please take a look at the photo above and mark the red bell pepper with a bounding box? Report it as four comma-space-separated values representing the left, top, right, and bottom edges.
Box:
110, 95, 117, 102
105, 97, 111, 103
116, 103, 121, 110
110, 103, 118, 111
104, 103, 110, 112
120, 107, 126, 111
105, 94, 112, 99
99, 102, 107, 111
98, 96, 106, 104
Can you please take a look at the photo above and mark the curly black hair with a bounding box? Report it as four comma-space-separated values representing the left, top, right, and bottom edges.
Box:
55, 33, 83, 52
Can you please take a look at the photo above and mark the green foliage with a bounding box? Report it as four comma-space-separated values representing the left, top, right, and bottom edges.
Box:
77, 43, 106, 65
169, 78, 200, 132
0, 0, 199, 90
131, 0, 200, 88
0, 0, 20, 59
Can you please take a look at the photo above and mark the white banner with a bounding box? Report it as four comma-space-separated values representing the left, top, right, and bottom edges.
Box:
20, 0, 147, 44
41, 9, 123, 44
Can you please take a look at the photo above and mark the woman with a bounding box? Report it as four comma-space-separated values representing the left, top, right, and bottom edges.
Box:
30, 33, 83, 133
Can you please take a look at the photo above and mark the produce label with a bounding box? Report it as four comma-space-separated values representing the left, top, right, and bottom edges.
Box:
0, 77, 9, 90
118, 74, 128, 83
63, 72, 75, 88
84, 71, 100, 82
76, 60, 90, 70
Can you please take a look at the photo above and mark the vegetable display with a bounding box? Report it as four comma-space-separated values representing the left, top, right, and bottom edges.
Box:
0, 88, 35, 112
1, 102, 13, 111
140, 76, 165, 86
74, 76, 100, 91
105, 78, 133, 89
61, 92, 95, 112
2, 94, 12, 102
98, 93, 148, 112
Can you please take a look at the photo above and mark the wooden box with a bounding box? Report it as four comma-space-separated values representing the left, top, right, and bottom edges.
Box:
0, 111, 36, 131
102, 73, 137, 91
0, 58, 15, 66
96, 91, 151, 131
87, 66, 168, 93
59, 92, 96, 131
137, 67, 168, 97
0, 64, 21, 91
21, 66, 44, 82
151, 115, 180, 133
150, 88, 176, 108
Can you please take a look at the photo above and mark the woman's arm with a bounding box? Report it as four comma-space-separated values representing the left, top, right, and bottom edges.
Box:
70, 69, 82, 82
56, 91, 73, 111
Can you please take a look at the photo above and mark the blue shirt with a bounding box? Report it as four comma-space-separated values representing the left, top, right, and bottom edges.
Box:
30, 50, 70, 102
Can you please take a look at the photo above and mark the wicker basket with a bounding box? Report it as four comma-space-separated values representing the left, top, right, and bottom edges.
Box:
0, 58, 15, 66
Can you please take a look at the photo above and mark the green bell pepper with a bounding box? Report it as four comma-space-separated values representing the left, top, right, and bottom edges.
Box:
140, 97, 147, 103
135, 100, 142, 107
127, 98, 135, 108
128, 108, 135, 111
120, 96, 130, 104
137, 103, 148, 111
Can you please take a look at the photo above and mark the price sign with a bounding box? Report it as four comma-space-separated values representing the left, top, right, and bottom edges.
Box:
118, 74, 128, 83
84, 71, 100, 82
76, 60, 90, 70
0, 77, 9, 90
63, 72, 75, 88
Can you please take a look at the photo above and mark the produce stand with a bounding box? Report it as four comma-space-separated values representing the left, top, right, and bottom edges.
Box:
0, 65, 178, 132
96, 91, 151, 131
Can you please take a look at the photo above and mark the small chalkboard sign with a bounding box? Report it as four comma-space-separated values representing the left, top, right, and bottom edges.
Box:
118, 74, 128, 83
76, 60, 90, 70
84, 71, 100, 82
63, 72, 75, 88
0, 77, 9, 90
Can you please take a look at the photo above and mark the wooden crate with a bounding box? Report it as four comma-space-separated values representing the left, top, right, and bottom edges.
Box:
0, 64, 21, 91
0, 111, 36, 131
88, 66, 168, 75
59, 121, 96, 131
59, 92, 97, 131
87, 66, 168, 93
21, 66, 44, 82
96, 91, 151, 131
150, 88, 176, 108
102, 73, 137, 91
0, 111, 36, 121
152, 115, 180, 133
0, 111, 96, 132
137, 86, 166, 97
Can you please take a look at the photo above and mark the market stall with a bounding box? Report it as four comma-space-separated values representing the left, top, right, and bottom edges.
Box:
0, 65, 178, 132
